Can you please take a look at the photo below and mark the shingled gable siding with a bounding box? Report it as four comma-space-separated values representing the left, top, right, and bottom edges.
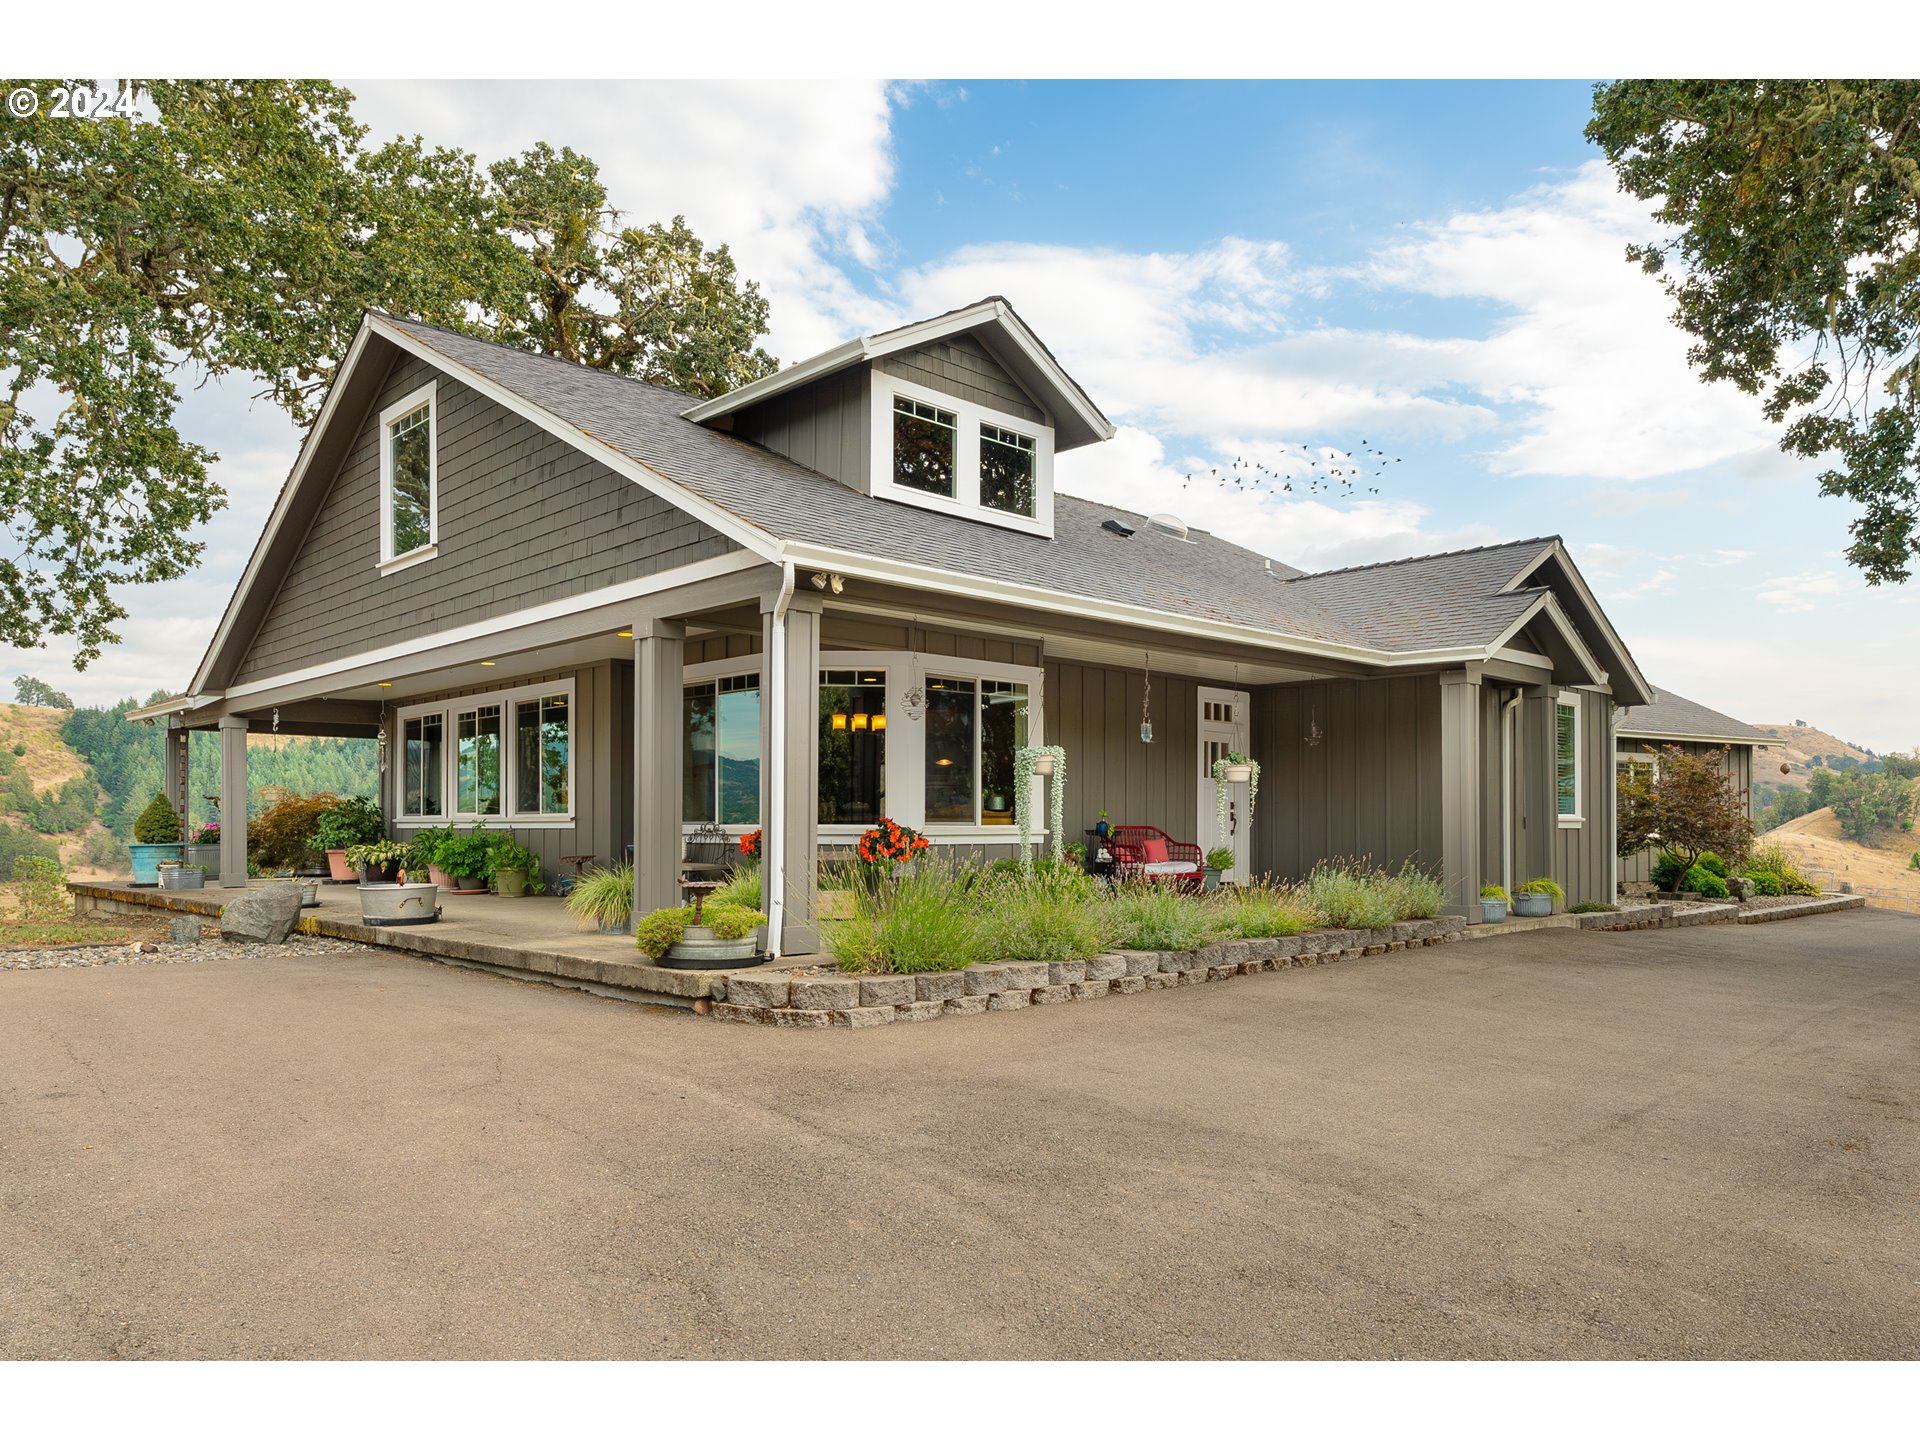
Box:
233, 352, 740, 686
1249, 677, 1444, 883
876, 333, 1047, 424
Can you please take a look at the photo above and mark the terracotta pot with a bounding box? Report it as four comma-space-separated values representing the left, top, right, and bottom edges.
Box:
326, 848, 357, 882
428, 864, 453, 890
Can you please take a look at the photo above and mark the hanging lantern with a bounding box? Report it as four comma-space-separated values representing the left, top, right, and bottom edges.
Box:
1140, 651, 1154, 743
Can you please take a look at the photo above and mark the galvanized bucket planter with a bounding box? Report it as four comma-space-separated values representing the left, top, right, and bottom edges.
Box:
359, 882, 441, 926
157, 863, 205, 890
661, 926, 759, 970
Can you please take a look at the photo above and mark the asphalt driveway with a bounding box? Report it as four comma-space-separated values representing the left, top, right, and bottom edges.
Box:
4, 909, 1917, 1360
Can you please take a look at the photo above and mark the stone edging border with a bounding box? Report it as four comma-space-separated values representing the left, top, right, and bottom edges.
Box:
711, 917, 1467, 1027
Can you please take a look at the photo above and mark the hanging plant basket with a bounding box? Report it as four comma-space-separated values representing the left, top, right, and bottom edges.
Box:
1222, 762, 1253, 783
1031, 754, 1055, 777
1211, 752, 1261, 841
1014, 744, 1068, 868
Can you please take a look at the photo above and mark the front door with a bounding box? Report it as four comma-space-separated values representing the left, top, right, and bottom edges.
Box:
1197, 687, 1251, 881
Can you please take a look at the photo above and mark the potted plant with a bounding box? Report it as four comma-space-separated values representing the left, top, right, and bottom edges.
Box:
1093, 807, 1112, 838
409, 825, 456, 887
432, 829, 493, 893
855, 817, 930, 886
564, 861, 634, 934
185, 819, 222, 880
315, 796, 383, 882
1203, 845, 1235, 892
1211, 751, 1261, 848
1513, 877, 1565, 917
129, 791, 184, 885
638, 901, 768, 969
487, 837, 545, 897
157, 858, 205, 890
1478, 884, 1511, 923
345, 838, 409, 884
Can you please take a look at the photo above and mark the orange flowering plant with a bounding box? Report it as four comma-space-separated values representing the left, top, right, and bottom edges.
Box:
855, 817, 930, 867
739, 828, 762, 858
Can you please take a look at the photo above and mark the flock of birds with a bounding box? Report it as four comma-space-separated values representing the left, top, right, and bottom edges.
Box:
1181, 442, 1402, 499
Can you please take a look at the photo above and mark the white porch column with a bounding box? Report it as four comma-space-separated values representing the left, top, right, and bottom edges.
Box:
763, 590, 822, 956
632, 618, 687, 920
217, 716, 249, 888
1438, 669, 1483, 918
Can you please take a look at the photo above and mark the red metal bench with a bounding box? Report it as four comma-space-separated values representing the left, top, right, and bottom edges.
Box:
1107, 825, 1204, 893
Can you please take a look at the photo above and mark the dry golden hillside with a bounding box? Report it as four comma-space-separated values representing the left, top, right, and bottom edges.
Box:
0, 702, 91, 790
1749, 722, 1879, 791
1763, 807, 1920, 913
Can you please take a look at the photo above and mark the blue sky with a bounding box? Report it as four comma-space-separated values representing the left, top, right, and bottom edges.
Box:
5, 79, 1914, 751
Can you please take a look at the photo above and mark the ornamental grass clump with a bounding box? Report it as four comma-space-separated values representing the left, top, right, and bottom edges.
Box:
1101, 882, 1216, 951
823, 856, 980, 974
713, 860, 762, 912
1209, 880, 1313, 938
1382, 861, 1447, 920
564, 862, 634, 930
969, 866, 1113, 964
1303, 859, 1397, 930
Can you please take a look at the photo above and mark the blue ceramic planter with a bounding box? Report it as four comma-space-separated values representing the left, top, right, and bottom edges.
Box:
128, 843, 183, 885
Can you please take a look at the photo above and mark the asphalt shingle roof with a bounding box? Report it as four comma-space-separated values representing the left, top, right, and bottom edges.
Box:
380, 316, 1553, 658
1618, 689, 1766, 743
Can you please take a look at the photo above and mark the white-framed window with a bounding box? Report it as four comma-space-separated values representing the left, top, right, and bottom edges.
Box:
683, 650, 1044, 840
1556, 690, 1583, 825
394, 679, 573, 825
378, 381, 438, 574
1616, 749, 1657, 790
869, 371, 1054, 538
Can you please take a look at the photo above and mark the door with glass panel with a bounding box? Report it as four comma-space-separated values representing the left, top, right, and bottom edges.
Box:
1197, 688, 1250, 881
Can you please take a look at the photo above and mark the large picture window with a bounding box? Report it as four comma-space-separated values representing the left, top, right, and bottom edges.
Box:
456, 704, 503, 816
514, 694, 570, 815
1556, 693, 1582, 822
925, 675, 1028, 825
819, 668, 887, 825
684, 674, 761, 825
403, 712, 444, 818
378, 382, 437, 571
893, 397, 956, 498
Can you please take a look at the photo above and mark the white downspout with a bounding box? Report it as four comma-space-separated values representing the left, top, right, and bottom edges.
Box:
1502, 690, 1523, 893
765, 560, 796, 958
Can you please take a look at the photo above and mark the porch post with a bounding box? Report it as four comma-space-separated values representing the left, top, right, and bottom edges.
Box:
763, 590, 822, 955
632, 618, 687, 920
1438, 669, 1483, 918
217, 716, 249, 888
163, 722, 190, 835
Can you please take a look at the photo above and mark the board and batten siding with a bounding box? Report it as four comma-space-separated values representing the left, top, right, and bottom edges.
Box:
235, 352, 739, 686
1044, 660, 1200, 846
1250, 676, 1444, 883
729, 366, 869, 492
385, 661, 623, 877
1616, 737, 1756, 885
1543, 688, 1616, 908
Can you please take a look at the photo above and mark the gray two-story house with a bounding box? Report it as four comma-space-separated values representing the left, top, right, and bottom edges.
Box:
135, 298, 1655, 951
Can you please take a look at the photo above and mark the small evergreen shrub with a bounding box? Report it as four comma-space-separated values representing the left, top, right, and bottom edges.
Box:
132, 792, 182, 844
1748, 871, 1784, 896
1697, 852, 1730, 879
1682, 865, 1730, 899
1650, 850, 1689, 891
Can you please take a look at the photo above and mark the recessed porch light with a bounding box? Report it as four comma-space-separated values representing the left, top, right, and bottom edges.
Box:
377, 681, 393, 687
479, 661, 496, 667
617, 630, 633, 638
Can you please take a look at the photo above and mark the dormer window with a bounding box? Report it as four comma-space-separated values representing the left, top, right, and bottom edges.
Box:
378, 380, 438, 574
870, 372, 1054, 537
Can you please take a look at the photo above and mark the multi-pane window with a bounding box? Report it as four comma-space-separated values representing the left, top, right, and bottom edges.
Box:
514, 694, 570, 815
683, 674, 761, 825
386, 402, 434, 558
979, 424, 1036, 518
924, 675, 1028, 825
1556, 695, 1582, 819
818, 669, 887, 824
893, 397, 956, 498
403, 712, 444, 817
456, 704, 503, 816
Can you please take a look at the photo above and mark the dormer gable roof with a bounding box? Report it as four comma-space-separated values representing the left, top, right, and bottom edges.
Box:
683, 296, 1115, 451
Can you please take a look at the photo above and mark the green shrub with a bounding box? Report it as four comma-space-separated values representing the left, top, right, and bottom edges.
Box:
0, 820, 60, 875
1650, 850, 1689, 891
314, 795, 383, 852
408, 824, 456, 868
1303, 860, 1396, 929
1697, 853, 1730, 879
634, 901, 766, 958
1910, 851, 1919, 872
1567, 901, 1618, 913
1101, 882, 1216, 951
248, 791, 340, 871
1742, 840, 1820, 896
132, 791, 182, 844
1204, 846, 1236, 872
1748, 871, 1784, 896
970, 870, 1113, 964
433, 829, 494, 881
824, 858, 982, 973
564, 862, 634, 930
10, 853, 67, 921
485, 837, 545, 893
1682, 865, 1730, 899
1383, 862, 1447, 920
1209, 880, 1313, 938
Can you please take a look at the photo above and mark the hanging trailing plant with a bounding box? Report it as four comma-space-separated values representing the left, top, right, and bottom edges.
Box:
1013, 743, 1068, 868
1212, 750, 1261, 840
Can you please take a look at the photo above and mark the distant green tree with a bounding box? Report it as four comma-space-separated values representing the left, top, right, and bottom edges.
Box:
0, 819, 60, 874
1807, 769, 1840, 809
1588, 81, 1920, 582
1760, 785, 1811, 830
1829, 770, 1917, 842
12, 675, 73, 708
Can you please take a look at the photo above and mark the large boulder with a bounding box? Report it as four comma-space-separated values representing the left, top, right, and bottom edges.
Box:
220, 884, 304, 944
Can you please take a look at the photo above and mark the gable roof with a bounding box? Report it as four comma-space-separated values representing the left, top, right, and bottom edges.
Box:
171, 308, 1654, 707
1618, 689, 1767, 745
683, 296, 1115, 451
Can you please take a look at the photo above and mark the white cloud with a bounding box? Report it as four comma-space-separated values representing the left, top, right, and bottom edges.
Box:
1754, 570, 1848, 614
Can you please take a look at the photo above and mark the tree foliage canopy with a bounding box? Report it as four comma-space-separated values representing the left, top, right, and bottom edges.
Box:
1587, 81, 1920, 582
2, 82, 779, 665
1617, 743, 1756, 870
12, 675, 73, 708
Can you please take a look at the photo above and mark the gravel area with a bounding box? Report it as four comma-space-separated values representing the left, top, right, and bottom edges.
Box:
1, 932, 380, 972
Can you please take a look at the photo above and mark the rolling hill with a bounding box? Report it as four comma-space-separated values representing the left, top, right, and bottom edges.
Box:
1763, 806, 1920, 913
1747, 722, 1880, 790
